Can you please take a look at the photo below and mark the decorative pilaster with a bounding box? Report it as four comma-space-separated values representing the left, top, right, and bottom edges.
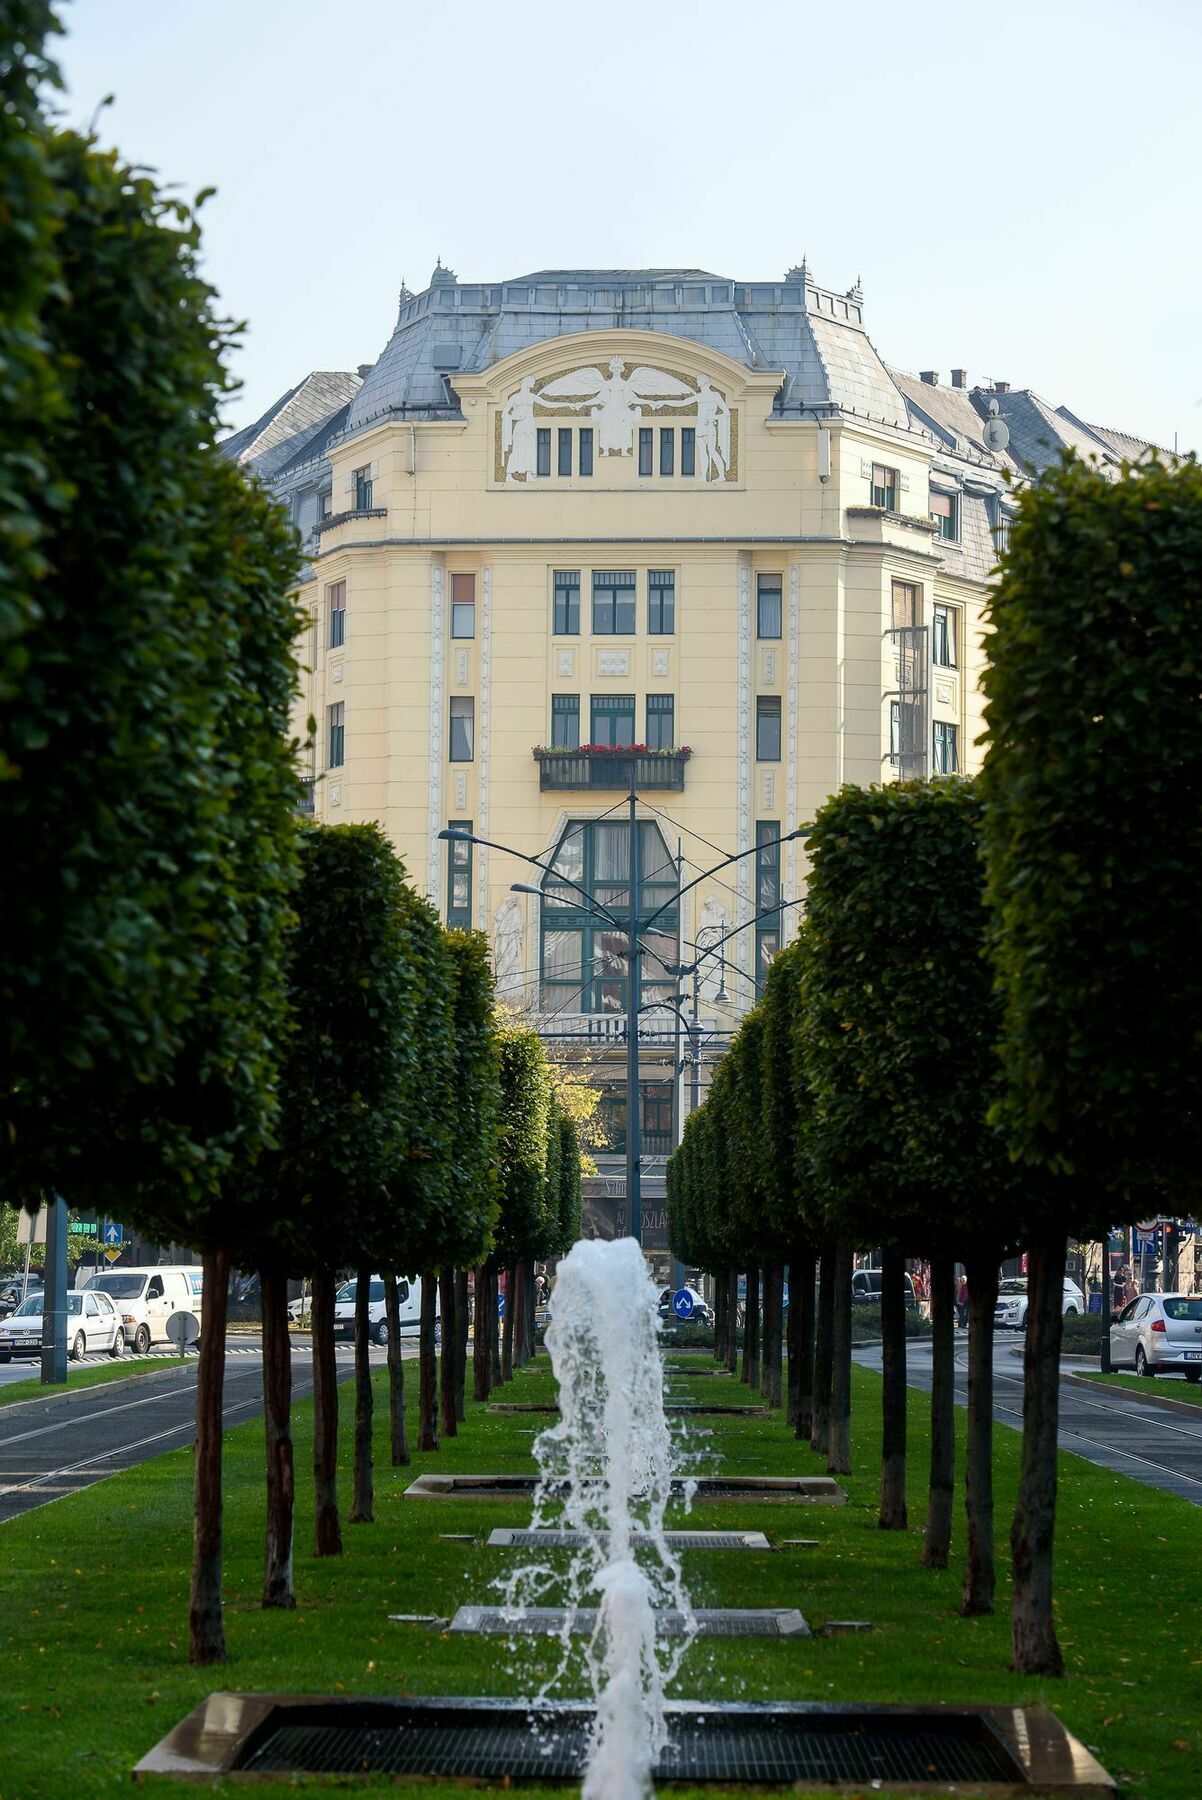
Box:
426, 559, 445, 903
736, 557, 752, 982
786, 561, 800, 936
476, 564, 493, 925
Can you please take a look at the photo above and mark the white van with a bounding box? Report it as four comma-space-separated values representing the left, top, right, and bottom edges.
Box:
333, 1274, 437, 1346
82, 1265, 203, 1353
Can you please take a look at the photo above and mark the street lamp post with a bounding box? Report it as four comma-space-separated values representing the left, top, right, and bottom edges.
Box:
626, 789, 642, 1245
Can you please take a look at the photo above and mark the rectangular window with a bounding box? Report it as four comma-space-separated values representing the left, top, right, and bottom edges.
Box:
446, 820, 472, 927
871, 463, 898, 511
755, 820, 782, 988
551, 693, 580, 750
450, 572, 476, 639
558, 428, 573, 477
328, 579, 346, 649
592, 569, 636, 634
536, 429, 551, 478
645, 694, 674, 750
638, 428, 653, 477
933, 720, 959, 774
756, 573, 782, 639
756, 696, 781, 762
579, 428, 594, 477
353, 465, 373, 510
647, 570, 675, 635
681, 428, 696, 477
327, 701, 345, 768
449, 696, 474, 762
553, 569, 580, 636
930, 490, 959, 540
319, 489, 332, 518
590, 694, 635, 748
659, 427, 675, 477
891, 580, 919, 630
932, 603, 957, 668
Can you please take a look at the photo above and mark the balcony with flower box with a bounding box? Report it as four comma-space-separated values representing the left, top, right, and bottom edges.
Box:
532, 743, 692, 792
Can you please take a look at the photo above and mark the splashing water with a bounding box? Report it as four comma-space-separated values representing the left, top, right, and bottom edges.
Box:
512, 1237, 696, 1799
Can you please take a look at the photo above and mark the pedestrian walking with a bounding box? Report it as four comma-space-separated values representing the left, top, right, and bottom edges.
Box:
956, 1273, 969, 1328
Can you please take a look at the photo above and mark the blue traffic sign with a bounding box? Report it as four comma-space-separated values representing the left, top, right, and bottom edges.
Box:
103, 1221, 123, 1247
672, 1289, 695, 1320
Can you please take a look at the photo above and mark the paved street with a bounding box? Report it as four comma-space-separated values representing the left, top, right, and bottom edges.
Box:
0, 1337, 417, 1526
855, 1329, 1202, 1507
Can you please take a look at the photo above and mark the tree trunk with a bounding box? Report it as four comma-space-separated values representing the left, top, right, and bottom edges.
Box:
350, 1264, 374, 1524
878, 1244, 908, 1530
1010, 1231, 1067, 1675
311, 1268, 342, 1557
189, 1242, 230, 1664
762, 1262, 783, 1408
827, 1242, 853, 1476
501, 1263, 515, 1382
490, 1262, 502, 1386
454, 1267, 469, 1423
261, 1268, 295, 1609
418, 1272, 439, 1452
962, 1250, 999, 1614
383, 1270, 409, 1466
725, 1266, 738, 1372
473, 1260, 493, 1401
792, 1245, 816, 1442
439, 1269, 458, 1438
512, 1261, 527, 1368
811, 1248, 835, 1455
921, 1254, 956, 1569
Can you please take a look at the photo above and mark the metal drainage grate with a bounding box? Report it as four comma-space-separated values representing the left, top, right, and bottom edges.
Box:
448, 1606, 809, 1637
666, 1403, 771, 1416
233, 1702, 1031, 1787
487, 1528, 771, 1551
405, 1473, 843, 1503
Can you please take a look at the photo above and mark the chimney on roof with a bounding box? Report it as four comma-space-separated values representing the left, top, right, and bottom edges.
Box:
356, 364, 372, 379
920, 370, 939, 386
951, 369, 967, 389
993, 381, 1010, 394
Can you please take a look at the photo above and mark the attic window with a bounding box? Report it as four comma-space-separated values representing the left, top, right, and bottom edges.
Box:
871, 464, 898, 511
930, 490, 959, 541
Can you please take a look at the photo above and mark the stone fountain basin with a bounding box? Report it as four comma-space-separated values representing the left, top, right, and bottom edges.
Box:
135, 1694, 1116, 1792
403, 1472, 845, 1502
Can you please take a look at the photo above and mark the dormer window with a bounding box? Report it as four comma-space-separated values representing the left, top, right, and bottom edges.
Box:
930, 490, 959, 541
353, 466, 373, 510
871, 464, 898, 511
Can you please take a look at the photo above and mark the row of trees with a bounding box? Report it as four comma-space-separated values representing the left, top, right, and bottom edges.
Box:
670, 448, 1202, 1678
0, 13, 586, 1664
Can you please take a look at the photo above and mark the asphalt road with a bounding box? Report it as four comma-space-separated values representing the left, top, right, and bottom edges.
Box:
0, 1339, 415, 1526
854, 1329, 1202, 1507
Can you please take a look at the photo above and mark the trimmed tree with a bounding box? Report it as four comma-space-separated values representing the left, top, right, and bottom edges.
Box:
494, 1025, 554, 1382
979, 453, 1202, 1673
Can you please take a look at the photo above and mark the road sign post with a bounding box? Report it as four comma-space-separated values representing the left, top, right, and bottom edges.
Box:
672, 1288, 695, 1322
40, 1194, 68, 1386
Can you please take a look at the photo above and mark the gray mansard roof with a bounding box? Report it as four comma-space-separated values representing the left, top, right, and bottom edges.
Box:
220, 370, 362, 478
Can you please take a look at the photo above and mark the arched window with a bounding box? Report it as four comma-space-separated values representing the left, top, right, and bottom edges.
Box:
540, 819, 678, 1016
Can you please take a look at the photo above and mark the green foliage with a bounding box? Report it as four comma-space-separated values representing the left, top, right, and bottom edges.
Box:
1, 120, 302, 1227
980, 455, 1202, 1217
798, 779, 1020, 1255
436, 931, 502, 1268
251, 825, 421, 1275
494, 1026, 554, 1263
556, 1112, 583, 1252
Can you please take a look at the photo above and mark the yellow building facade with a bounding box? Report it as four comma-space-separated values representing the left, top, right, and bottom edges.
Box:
227, 262, 1157, 1251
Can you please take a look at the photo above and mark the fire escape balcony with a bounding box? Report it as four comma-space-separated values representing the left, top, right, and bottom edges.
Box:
532, 746, 692, 792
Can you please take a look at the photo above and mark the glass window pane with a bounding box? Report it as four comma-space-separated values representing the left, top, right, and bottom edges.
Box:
660, 428, 675, 476
544, 930, 582, 981
681, 428, 696, 477
648, 570, 675, 634
558, 428, 572, 476
451, 573, 475, 603
553, 570, 580, 635
757, 575, 782, 639
579, 428, 594, 477
449, 697, 474, 761
638, 428, 653, 476
451, 601, 475, 638
537, 429, 551, 477
551, 694, 579, 750
756, 697, 781, 761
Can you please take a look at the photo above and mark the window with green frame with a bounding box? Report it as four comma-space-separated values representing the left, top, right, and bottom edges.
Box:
594, 1083, 675, 1156
446, 820, 472, 927
754, 820, 781, 988
645, 693, 674, 749
540, 818, 678, 1015
590, 693, 635, 747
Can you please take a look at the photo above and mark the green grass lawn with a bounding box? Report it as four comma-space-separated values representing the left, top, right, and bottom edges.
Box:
0, 1349, 1197, 1798
0, 1355, 190, 1408
1075, 1370, 1202, 1407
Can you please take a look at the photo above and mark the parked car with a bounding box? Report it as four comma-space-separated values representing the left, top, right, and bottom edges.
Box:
657, 1285, 714, 1327
82, 1265, 202, 1353
994, 1275, 1085, 1331
333, 1274, 433, 1345
0, 1276, 42, 1319
851, 1268, 917, 1311
1110, 1293, 1202, 1380
0, 1289, 124, 1362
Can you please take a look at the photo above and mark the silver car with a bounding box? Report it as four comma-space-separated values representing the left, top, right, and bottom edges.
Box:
1109, 1293, 1202, 1381
0, 1290, 124, 1363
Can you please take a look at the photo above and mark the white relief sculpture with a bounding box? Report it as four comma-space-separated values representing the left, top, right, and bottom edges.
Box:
537, 359, 694, 454
696, 897, 729, 1003
492, 896, 525, 1003
694, 374, 731, 481
500, 377, 540, 481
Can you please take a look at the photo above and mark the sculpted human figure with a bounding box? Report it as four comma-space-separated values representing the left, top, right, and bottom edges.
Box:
501, 377, 539, 481
492, 896, 525, 1000
694, 374, 730, 481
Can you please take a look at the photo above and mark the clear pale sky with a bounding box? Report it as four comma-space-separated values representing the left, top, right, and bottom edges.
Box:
57, 0, 1200, 453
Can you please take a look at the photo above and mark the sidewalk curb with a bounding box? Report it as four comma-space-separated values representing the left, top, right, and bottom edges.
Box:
1063, 1370, 1202, 1419
0, 1356, 196, 1416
